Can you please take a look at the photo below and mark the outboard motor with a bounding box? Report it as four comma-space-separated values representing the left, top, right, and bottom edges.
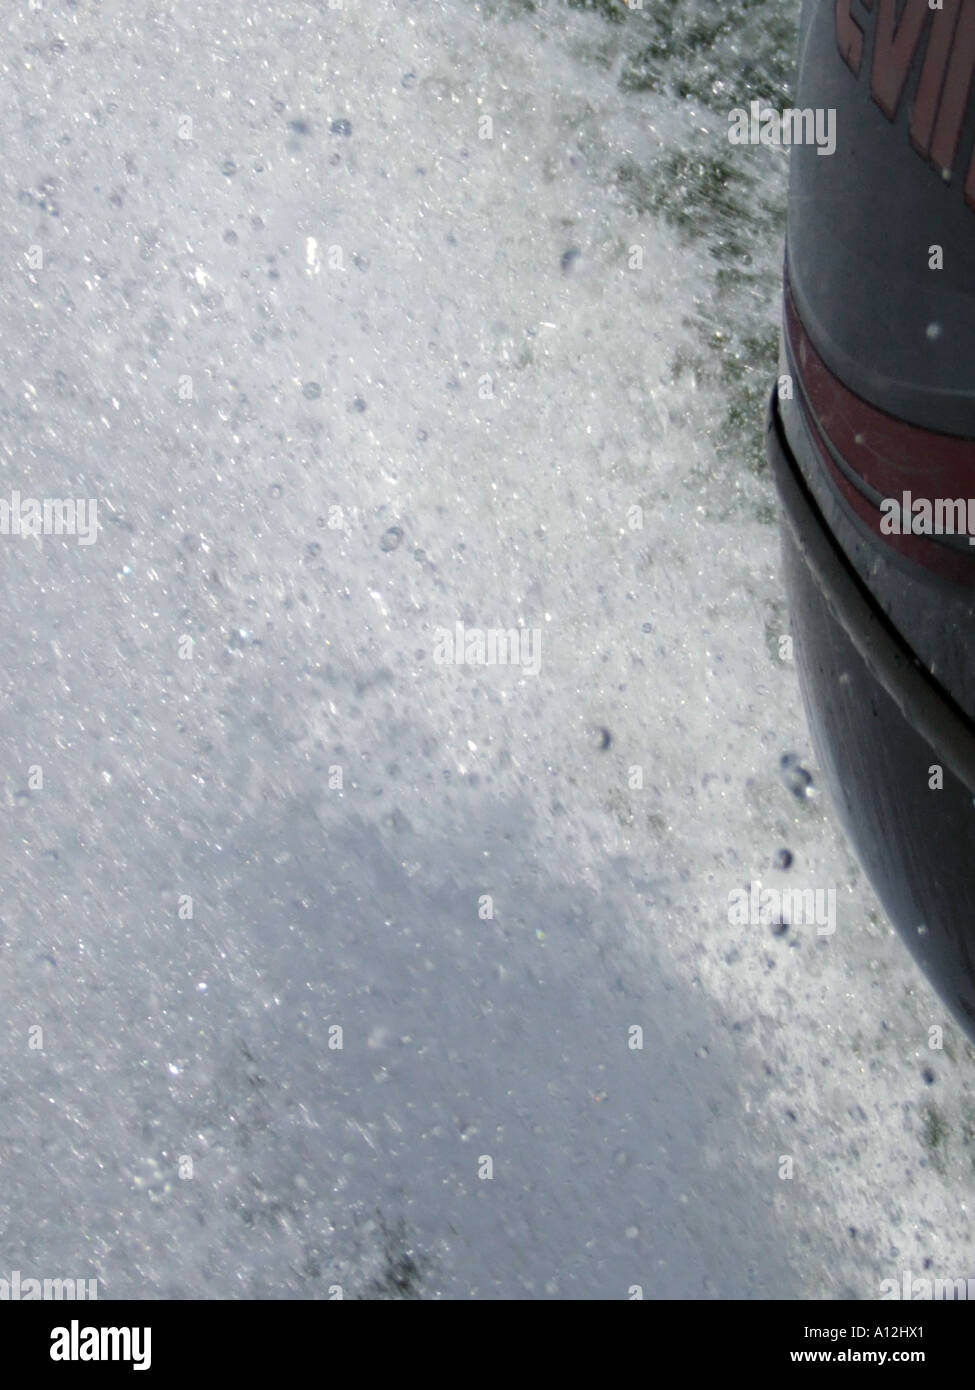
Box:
767, 0, 975, 1038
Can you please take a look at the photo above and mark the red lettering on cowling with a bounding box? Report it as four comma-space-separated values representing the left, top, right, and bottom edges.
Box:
910, 0, 960, 157
871, 0, 929, 120
836, 0, 975, 216
931, 0, 975, 176
836, 0, 867, 74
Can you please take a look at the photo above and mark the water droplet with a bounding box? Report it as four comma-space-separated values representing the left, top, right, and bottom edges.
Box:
773, 847, 793, 870
302, 381, 321, 399
380, 526, 404, 552
269, 482, 283, 498
331, 118, 352, 136
779, 753, 814, 799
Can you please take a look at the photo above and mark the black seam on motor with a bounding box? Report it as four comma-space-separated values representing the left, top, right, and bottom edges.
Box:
768, 381, 975, 798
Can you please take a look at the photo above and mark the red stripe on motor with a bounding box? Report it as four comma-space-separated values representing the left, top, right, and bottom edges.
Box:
785, 283, 975, 494
785, 282, 975, 583
808, 413, 975, 584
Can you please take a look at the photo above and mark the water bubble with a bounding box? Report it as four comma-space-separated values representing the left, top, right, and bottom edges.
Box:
561, 246, 582, 274
331, 118, 352, 136
779, 753, 814, 799
591, 726, 612, 751
221, 159, 237, 177
380, 526, 404, 552
302, 381, 321, 399
269, 482, 283, 498
773, 847, 793, 870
